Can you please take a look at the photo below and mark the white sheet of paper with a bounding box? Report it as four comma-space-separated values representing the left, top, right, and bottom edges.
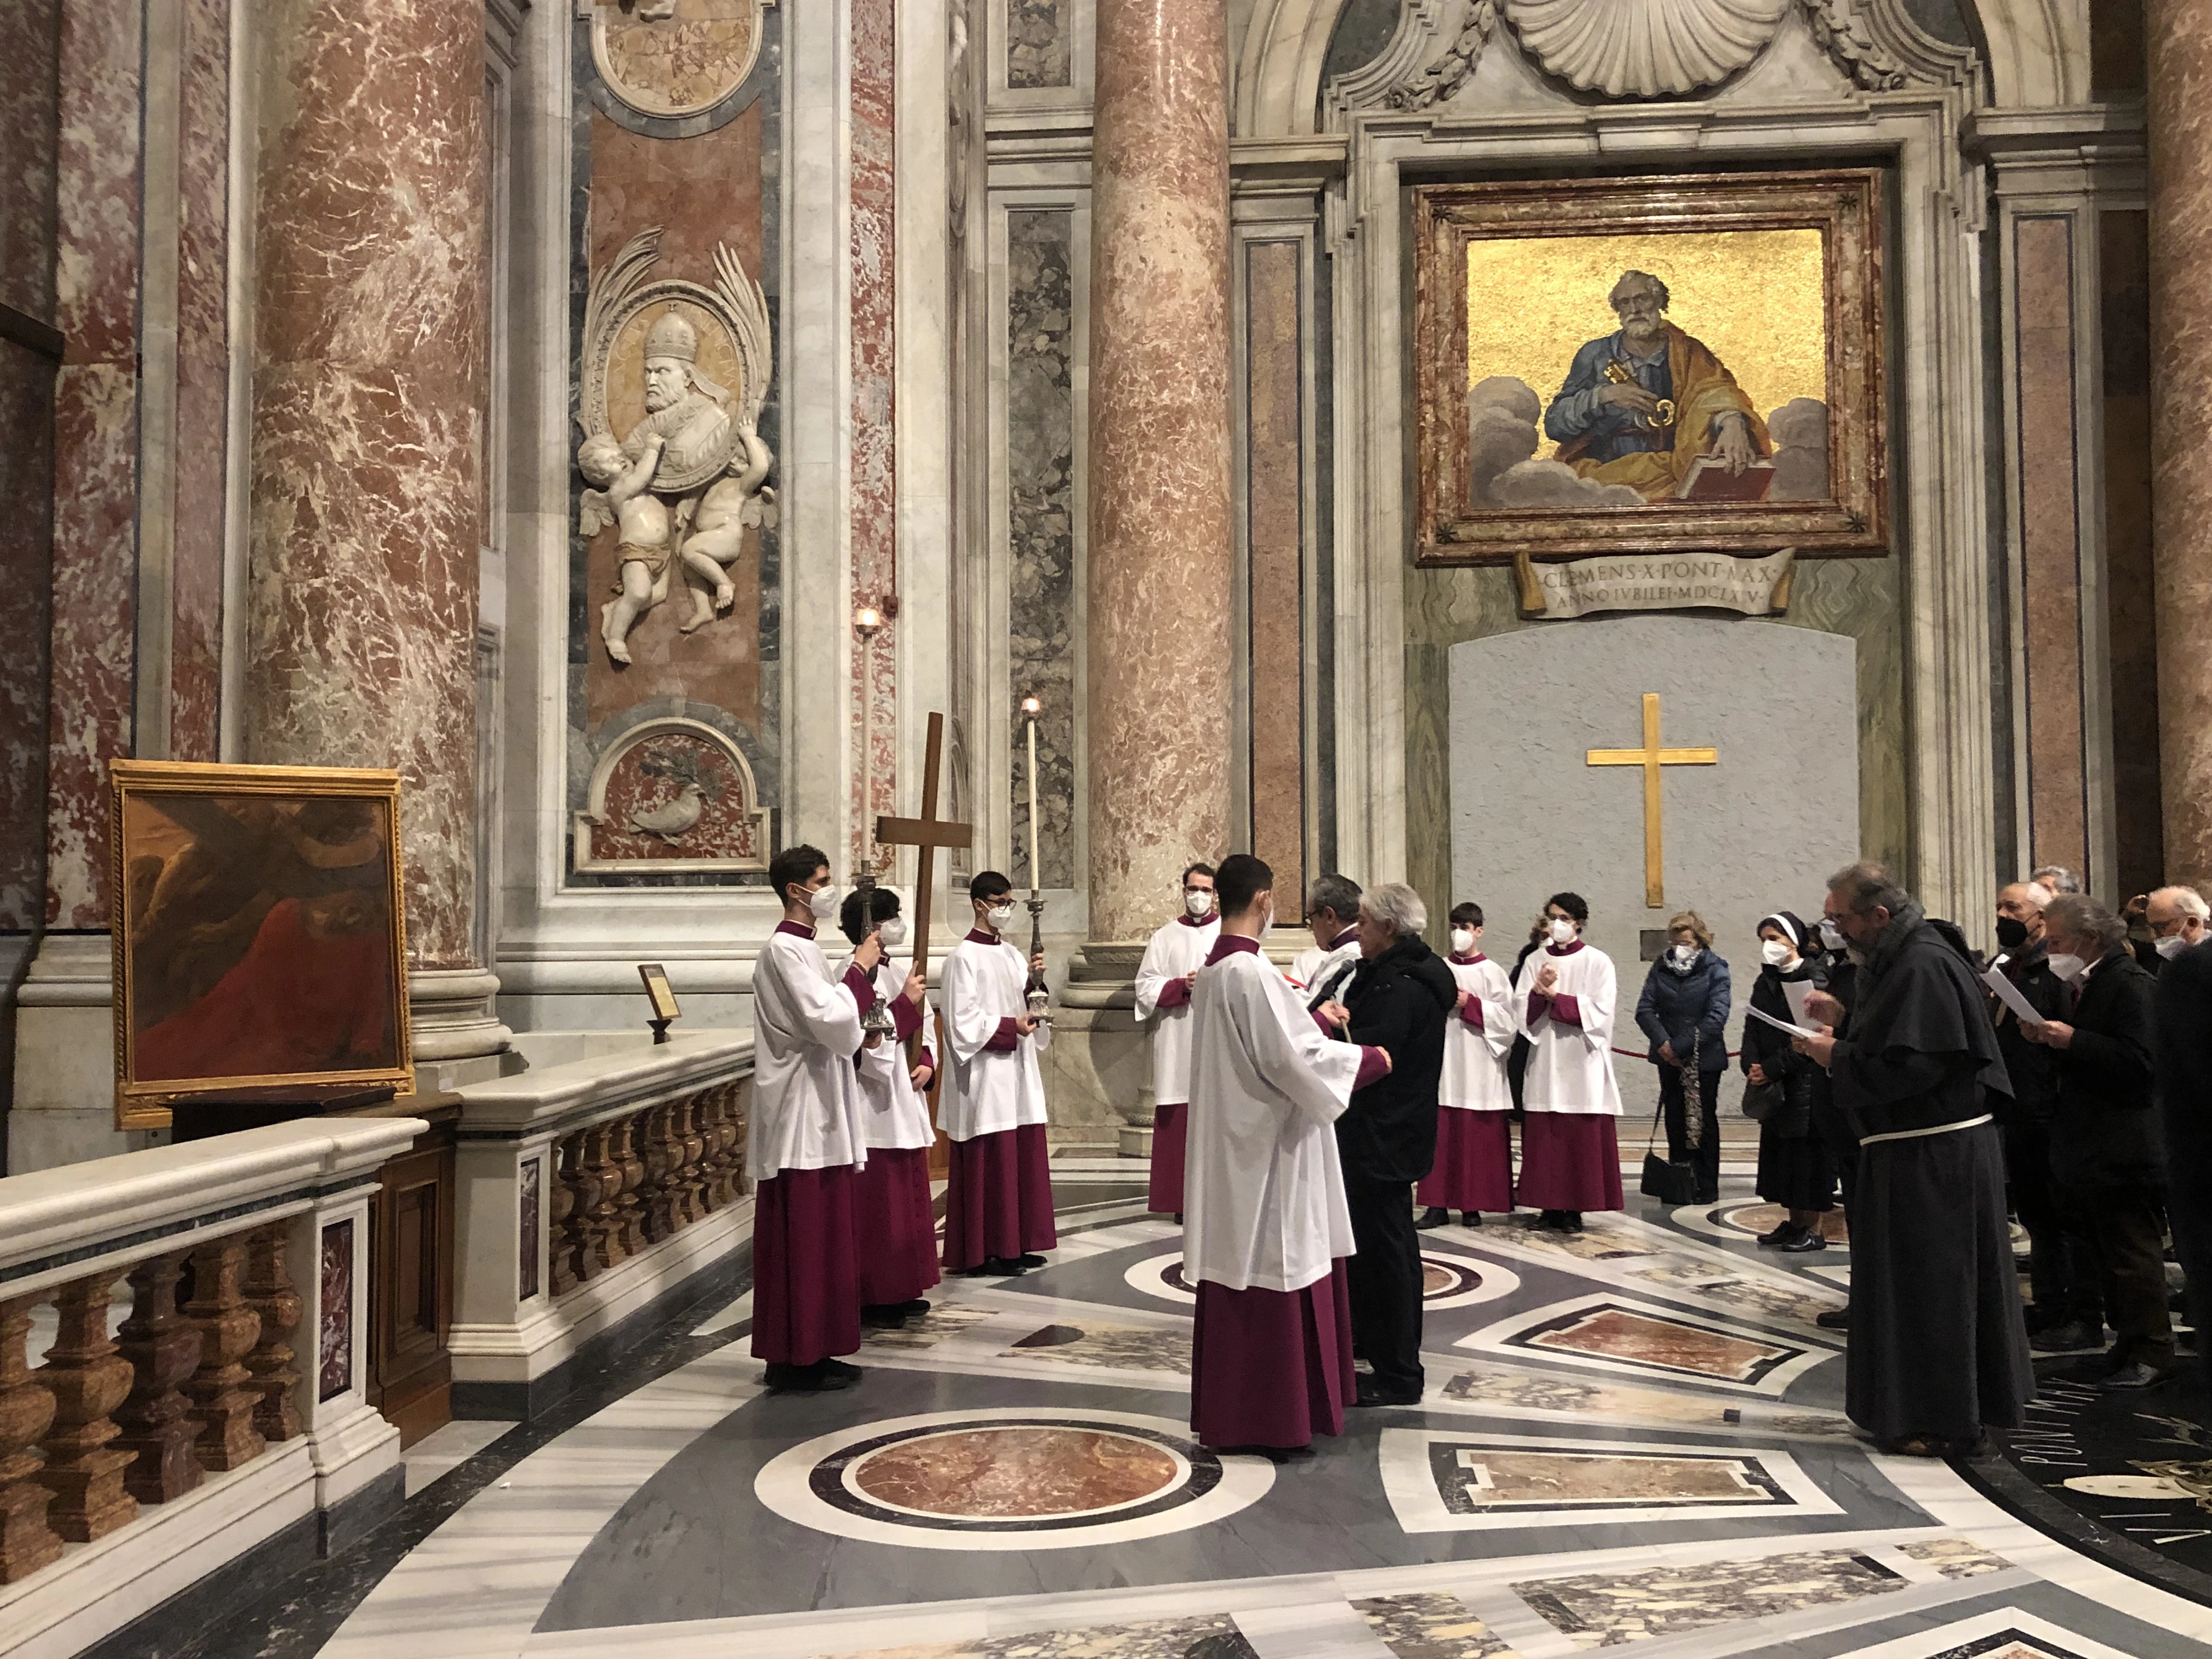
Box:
1782, 979, 1816, 1026
1745, 1004, 1820, 1041
1982, 964, 2045, 1028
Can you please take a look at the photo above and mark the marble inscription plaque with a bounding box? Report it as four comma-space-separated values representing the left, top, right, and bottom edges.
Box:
1434, 1443, 1787, 1513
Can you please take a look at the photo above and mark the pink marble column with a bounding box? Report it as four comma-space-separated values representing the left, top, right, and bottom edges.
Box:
244, 0, 487, 977
1085, 0, 1232, 943
2149, 0, 2212, 888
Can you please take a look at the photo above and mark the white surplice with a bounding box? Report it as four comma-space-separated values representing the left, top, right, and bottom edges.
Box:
836, 953, 936, 1152
939, 931, 1051, 1141
1511, 940, 1624, 1116
1184, 944, 1365, 1294
1133, 915, 1220, 1108
1291, 932, 1361, 1005
749, 925, 872, 1180
1442, 953, 1516, 1111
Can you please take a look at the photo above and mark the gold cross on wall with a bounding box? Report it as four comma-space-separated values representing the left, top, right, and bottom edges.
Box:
1586, 692, 1717, 909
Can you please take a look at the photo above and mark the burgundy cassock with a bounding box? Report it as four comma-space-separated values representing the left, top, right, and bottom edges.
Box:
1416, 1109, 1515, 1213
942, 1122, 1057, 1269
1148, 1101, 1188, 1214
1514, 1113, 1626, 1211
1190, 1259, 1356, 1451
751, 1164, 861, 1365
853, 1144, 941, 1305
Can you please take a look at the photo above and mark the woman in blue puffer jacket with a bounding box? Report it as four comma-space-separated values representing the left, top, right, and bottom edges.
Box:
1634, 909, 1732, 1203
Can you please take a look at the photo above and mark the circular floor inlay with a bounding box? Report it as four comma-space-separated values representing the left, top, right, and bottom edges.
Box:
1128, 1248, 1517, 1310
849, 1426, 1179, 1519
756, 1408, 1274, 1551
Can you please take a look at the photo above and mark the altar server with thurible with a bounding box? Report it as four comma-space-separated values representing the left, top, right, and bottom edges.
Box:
1184, 854, 1388, 1458
749, 844, 881, 1393
939, 870, 1056, 1274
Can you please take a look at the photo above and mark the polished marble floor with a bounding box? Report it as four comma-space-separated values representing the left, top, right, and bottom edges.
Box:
177, 1171, 2212, 1659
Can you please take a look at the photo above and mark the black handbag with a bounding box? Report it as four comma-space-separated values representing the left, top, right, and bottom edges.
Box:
1638, 1035, 1703, 1204
1741, 1078, 1781, 1122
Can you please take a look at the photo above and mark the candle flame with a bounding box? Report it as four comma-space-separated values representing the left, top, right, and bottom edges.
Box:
1022, 696, 1041, 715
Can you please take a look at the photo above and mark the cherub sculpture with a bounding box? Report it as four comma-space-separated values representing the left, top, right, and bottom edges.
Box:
676, 425, 777, 633
579, 429, 670, 665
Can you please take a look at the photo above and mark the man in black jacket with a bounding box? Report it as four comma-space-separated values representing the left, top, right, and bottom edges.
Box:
1317, 881, 1455, 1406
2155, 929, 2212, 1376
1990, 882, 2100, 1349
2023, 893, 2173, 1389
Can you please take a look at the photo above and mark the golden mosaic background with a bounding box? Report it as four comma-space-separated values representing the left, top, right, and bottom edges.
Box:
1466, 228, 1829, 461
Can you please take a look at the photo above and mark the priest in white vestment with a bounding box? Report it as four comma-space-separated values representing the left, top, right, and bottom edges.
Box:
1512, 890, 1626, 1232
1290, 872, 1364, 1009
1133, 861, 1220, 1216
1186, 854, 1387, 1455
837, 886, 939, 1328
1417, 900, 1518, 1229
751, 844, 881, 1392
939, 870, 1056, 1274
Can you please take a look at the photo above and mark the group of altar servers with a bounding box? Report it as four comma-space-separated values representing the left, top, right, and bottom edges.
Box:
744, 838, 1628, 1451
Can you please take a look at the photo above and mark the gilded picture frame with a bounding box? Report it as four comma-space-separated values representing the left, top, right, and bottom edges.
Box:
110, 761, 414, 1130
1413, 170, 1888, 565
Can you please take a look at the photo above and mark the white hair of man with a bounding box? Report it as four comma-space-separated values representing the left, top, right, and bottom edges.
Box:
2029, 864, 2081, 895
2152, 884, 2212, 920
2014, 881, 2056, 910
1360, 882, 1427, 938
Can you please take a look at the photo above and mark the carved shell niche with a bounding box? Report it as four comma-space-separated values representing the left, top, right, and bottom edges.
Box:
1503, 0, 1793, 98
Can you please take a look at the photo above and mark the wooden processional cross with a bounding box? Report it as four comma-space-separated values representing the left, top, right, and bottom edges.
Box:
873, 712, 972, 1057
1585, 692, 1716, 910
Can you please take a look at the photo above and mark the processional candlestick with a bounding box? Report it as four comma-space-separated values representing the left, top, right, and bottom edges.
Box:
1022, 697, 1051, 1025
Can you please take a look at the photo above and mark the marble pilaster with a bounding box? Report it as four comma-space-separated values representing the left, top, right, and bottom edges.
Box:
1084, 0, 1232, 945
244, 0, 506, 1055
2148, 0, 2212, 888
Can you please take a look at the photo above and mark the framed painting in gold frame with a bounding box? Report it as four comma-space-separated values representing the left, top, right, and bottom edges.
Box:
1413, 170, 1887, 565
110, 760, 414, 1129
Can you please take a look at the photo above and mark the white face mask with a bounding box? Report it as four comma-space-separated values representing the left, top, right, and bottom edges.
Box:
1761, 938, 1794, 967
1548, 917, 1577, 945
1449, 928, 1476, 955
1185, 889, 1214, 918
1818, 919, 1846, 952
986, 904, 1016, 933
2155, 930, 2194, 960
2045, 951, 2086, 982
877, 917, 908, 950
1670, 943, 1697, 964
805, 884, 840, 922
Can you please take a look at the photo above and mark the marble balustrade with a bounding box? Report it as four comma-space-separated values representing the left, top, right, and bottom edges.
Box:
445, 1032, 755, 1416
0, 1120, 420, 1657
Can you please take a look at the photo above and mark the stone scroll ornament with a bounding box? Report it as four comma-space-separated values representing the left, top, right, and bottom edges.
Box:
578, 228, 776, 665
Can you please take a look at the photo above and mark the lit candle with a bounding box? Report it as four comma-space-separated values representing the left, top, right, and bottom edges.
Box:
1022, 696, 1042, 895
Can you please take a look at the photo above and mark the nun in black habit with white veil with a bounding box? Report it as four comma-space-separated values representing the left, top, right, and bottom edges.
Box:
1795, 862, 2034, 1459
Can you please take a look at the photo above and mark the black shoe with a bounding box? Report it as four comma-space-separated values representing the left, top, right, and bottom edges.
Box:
1778, 1229, 1827, 1254
1214, 1442, 1313, 1462
1415, 1207, 1452, 1231
764, 1360, 851, 1394
894, 1299, 932, 1320
1017, 1252, 1048, 1268
1757, 1223, 1797, 1249
860, 1304, 909, 1329
991, 1256, 1028, 1276
1560, 1211, 1583, 1233
1174, 1213, 1184, 1224
1460, 1211, 1482, 1228
1816, 1305, 1851, 1330
822, 1357, 863, 1381
2101, 1360, 2175, 1391
1353, 1378, 1425, 1408
2031, 1319, 2102, 1354
1694, 1189, 1720, 1205
1534, 1209, 1572, 1232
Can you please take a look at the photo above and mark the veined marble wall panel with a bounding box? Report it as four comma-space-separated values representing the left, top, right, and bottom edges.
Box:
0, 0, 60, 933
568, 8, 782, 886
851, 0, 898, 874
46, 0, 145, 928
1006, 208, 1077, 891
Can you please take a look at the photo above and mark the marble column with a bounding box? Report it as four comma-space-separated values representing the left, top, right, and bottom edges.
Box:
2148, 0, 2212, 889
244, 0, 508, 1065
1085, 0, 1233, 945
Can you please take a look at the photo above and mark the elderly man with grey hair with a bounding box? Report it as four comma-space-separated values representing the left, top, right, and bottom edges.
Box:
2021, 893, 2171, 1388
1315, 882, 1456, 1407
1794, 862, 2032, 1455
2136, 884, 2212, 975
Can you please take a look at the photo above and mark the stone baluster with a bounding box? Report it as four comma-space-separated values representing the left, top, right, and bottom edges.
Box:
550, 1131, 584, 1296
35, 1275, 137, 1542
568, 1129, 606, 1286
0, 1296, 64, 1583
614, 1114, 649, 1256
180, 1238, 266, 1471
242, 1223, 304, 1443
110, 1254, 204, 1504
698, 1087, 733, 1212
585, 1122, 627, 1271
641, 1104, 679, 1243
678, 1094, 709, 1225
727, 1082, 750, 1198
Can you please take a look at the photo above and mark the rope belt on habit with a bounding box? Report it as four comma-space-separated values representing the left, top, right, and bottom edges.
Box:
1857, 1113, 1992, 1147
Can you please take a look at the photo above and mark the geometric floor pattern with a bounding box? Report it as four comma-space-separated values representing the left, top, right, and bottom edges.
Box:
192, 1171, 2212, 1658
